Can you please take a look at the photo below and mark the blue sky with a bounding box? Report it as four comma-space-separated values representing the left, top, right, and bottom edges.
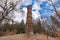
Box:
14, 0, 60, 23
20, 0, 54, 18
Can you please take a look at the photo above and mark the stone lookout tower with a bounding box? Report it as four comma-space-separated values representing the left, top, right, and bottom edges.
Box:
26, 5, 33, 34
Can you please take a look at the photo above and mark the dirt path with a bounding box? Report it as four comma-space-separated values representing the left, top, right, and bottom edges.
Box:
0, 34, 60, 40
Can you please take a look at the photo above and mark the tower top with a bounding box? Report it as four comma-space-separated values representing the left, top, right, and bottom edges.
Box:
27, 5, 32, 9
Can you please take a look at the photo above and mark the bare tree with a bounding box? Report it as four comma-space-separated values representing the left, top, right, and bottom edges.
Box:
49, 0, 60, 27
48, 0, 60, 37
0, 0, 20, 23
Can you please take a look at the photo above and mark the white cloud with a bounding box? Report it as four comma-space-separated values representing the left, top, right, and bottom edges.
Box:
40, 0, 47, 3
57, 7, 60, 10
32, 2, 41, 11
40, 0, 47, 2
32, 10, 41, 20
22, 0, 32, 5
14, 11, 22, 22
22, 7, 27, 23
22, 7, 27, 14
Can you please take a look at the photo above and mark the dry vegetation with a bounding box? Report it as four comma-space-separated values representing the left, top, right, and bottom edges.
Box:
0, 34, 60, 40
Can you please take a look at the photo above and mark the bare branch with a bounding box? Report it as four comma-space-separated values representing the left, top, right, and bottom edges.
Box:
0, 5, 5, 10
4, 0, 7, 6
8, 2, 18, 12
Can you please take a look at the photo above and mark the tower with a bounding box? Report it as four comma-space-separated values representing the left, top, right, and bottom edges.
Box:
26, 5, 33, 34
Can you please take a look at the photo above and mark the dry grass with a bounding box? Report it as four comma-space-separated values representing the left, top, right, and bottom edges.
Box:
0, 34, 60, 40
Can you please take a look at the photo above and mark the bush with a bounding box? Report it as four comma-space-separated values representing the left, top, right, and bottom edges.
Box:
0, 22, 26, 36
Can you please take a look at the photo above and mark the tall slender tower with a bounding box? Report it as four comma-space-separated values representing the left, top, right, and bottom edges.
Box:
26, 5, 33, 34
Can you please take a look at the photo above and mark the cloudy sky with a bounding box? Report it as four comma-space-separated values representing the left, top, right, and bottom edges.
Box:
14, 0, 60, 23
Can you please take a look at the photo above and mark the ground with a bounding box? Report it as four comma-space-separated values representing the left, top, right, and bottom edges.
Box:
0, 34, 60, 40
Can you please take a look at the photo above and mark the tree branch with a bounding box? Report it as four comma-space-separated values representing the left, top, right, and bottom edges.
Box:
0, 5, 5, 10
8, 1, 19, 12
